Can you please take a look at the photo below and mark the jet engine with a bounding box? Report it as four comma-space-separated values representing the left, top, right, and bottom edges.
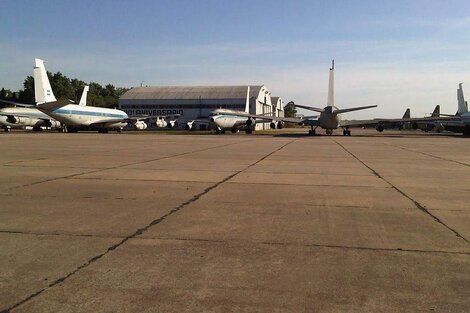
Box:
375, 124, 384, 132
134, 121, 148, 130
411, 122, 419, 130
155, 118, 167, 128
270, 122, 276, 129
167, 120, 178, 128
185, 120, 195, 131
6, 116, 35, 126
276, 121, 284, 129
43, 120, 61, 128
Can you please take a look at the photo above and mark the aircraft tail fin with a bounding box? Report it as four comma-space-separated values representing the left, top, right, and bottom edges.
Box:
402, 108, 410, 119
327, 60, 334, 107
431, 105, 440, 117
457, 83, 468, 115
245, 86, 250, 113
34, 58, 57, 105
78, 85, 89, 106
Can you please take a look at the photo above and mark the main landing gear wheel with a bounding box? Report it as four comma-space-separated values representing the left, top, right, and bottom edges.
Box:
3, 127, 10, 132
326, 129, 333, 135
308, 128, 316, 136
343, 129, 351, 136
215, 128, 222, 135
245, 129, 253, 134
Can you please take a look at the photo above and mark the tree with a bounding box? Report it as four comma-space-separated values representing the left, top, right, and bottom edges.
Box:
1, 72, 128, 108
284, 101, 297, 118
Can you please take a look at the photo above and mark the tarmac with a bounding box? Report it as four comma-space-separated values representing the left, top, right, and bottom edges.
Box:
0, 129, 469, 312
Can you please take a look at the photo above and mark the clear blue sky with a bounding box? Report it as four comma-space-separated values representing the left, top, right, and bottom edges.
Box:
1, 0, 470, 117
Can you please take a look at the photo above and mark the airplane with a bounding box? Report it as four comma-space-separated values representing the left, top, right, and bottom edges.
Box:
425, 83, 470, 135
345, 108, 411, 132
368, 84, 470, 136
0, 85, 88, 132
209, 86, 294, 134
33, 58, 180, 133
214, 60, 378, 136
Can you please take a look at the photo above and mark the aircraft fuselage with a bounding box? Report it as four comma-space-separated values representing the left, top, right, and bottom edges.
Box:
40, 104, 128, 129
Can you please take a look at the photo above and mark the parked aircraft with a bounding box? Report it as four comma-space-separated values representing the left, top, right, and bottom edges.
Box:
428, 83, 470, 135
214, 61, 377, 135
0, 85, 88, 132
33, 58, 178, 133
209, 86, 283, 134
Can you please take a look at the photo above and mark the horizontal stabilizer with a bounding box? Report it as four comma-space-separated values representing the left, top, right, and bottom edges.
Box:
37, 99, 74, 111
333, 105, 377, 115
291, 104, 325, 113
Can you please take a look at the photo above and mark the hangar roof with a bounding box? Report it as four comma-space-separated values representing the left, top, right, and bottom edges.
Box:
120, 85, 265, 100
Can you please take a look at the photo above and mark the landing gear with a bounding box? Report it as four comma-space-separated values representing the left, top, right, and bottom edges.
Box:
326, 129, 333, 135
215, 128, 222, 135
231, 128, 238, 133
3, 126, 10, 132
117, 128, 122, 133
98, 129, 109, 134
308, 127, 316, 136
32, 126, 42, 132
245, 128, 253, 134
342, 129, 351, 136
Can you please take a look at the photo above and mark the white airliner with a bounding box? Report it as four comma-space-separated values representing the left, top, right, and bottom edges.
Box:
209, 86, 297, 134
215, 61, 378, 135
0, 85, 88, 132
34, 58, 177, 133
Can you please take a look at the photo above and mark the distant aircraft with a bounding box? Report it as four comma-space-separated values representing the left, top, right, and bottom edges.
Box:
428, 83, 470, 135
0, 85, 88, 132
345, 108, 411, 132
370, 84, 470, 136
209, 86, 283, 134
214, 60, 378, 136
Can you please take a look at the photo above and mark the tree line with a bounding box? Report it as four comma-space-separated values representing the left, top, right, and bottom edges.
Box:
0, 72, 129, 108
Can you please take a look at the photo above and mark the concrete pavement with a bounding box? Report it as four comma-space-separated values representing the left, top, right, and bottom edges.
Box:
0, 130, 469, 312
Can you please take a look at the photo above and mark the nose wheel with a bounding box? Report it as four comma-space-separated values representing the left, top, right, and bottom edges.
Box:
342, 129, 351, 136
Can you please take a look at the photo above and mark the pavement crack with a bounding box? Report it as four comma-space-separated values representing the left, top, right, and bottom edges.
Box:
332, 139, 470, 245
134, 236, 470, 256
1, 139, 295, 313
2, 142, 240, 192
385, 143, 470, 167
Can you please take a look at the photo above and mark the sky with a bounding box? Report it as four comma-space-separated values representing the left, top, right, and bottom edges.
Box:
1, 0, 470, 118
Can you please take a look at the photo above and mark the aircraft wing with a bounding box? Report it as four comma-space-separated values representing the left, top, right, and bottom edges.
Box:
215, 109, 309, 124
0, 99, 35, 107
340, 115, 460, 128
126, 114, 180, 122
334, 105, 378, 115
37, 99, 75, 111
89, 114, 181, 126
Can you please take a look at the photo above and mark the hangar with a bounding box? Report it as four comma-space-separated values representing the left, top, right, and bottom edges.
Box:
118, 85, 284, 130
